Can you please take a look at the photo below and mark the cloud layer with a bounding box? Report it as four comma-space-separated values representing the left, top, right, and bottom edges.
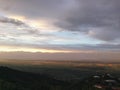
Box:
0, 0, 120, 42
55, 0, 120, 41
0, 0, 120, 60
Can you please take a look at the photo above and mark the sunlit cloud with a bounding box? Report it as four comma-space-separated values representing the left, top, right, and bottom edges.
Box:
0, 46, 74, 53
8, 15, 26, 21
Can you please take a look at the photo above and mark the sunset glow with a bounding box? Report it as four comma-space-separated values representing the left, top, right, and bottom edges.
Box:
0, 0, 120, 61
0, 46, 74, 53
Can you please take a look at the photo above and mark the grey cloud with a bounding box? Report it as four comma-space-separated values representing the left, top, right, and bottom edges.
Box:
0, 0, 120, 41
0, 16, 57, 48
2, 43, 119, 52
79, 44, 120, 51
0, 16, 24, 26
30, 43, 120, 51
0, 0, 120, 45
1, 0, 120, 42
55, 0, 120, 41
88, 28, 120, 41
0, 16, 50, 37
63, 44, 120, 51
0, 0, 70, 19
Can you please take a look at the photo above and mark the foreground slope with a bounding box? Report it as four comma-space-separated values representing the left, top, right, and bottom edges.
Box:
0, 66, 119, 90
0, 66, 68, 90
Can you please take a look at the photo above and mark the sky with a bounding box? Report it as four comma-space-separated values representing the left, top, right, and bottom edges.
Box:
0, 0, 120, 61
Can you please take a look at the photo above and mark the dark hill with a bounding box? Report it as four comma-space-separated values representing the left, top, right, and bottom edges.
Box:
0, 66, 119, 90
0, 66, 69, 90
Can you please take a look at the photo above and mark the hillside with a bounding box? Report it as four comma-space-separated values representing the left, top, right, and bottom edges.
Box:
0, 66, 119, 90
0, 66, 68, 90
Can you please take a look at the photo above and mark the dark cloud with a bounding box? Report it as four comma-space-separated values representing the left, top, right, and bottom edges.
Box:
55, 0, 120, 41
0, 0, 120, 41
54, 44, 120, 51
0, 16, 24, 26
88, 28, 120, 41
0, 0, 70, 19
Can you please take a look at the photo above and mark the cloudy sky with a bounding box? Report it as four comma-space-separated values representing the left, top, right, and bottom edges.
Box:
0, 0, 120, 61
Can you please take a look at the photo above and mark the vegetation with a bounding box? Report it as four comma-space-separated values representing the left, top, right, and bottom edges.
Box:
0, 60, 119, 90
